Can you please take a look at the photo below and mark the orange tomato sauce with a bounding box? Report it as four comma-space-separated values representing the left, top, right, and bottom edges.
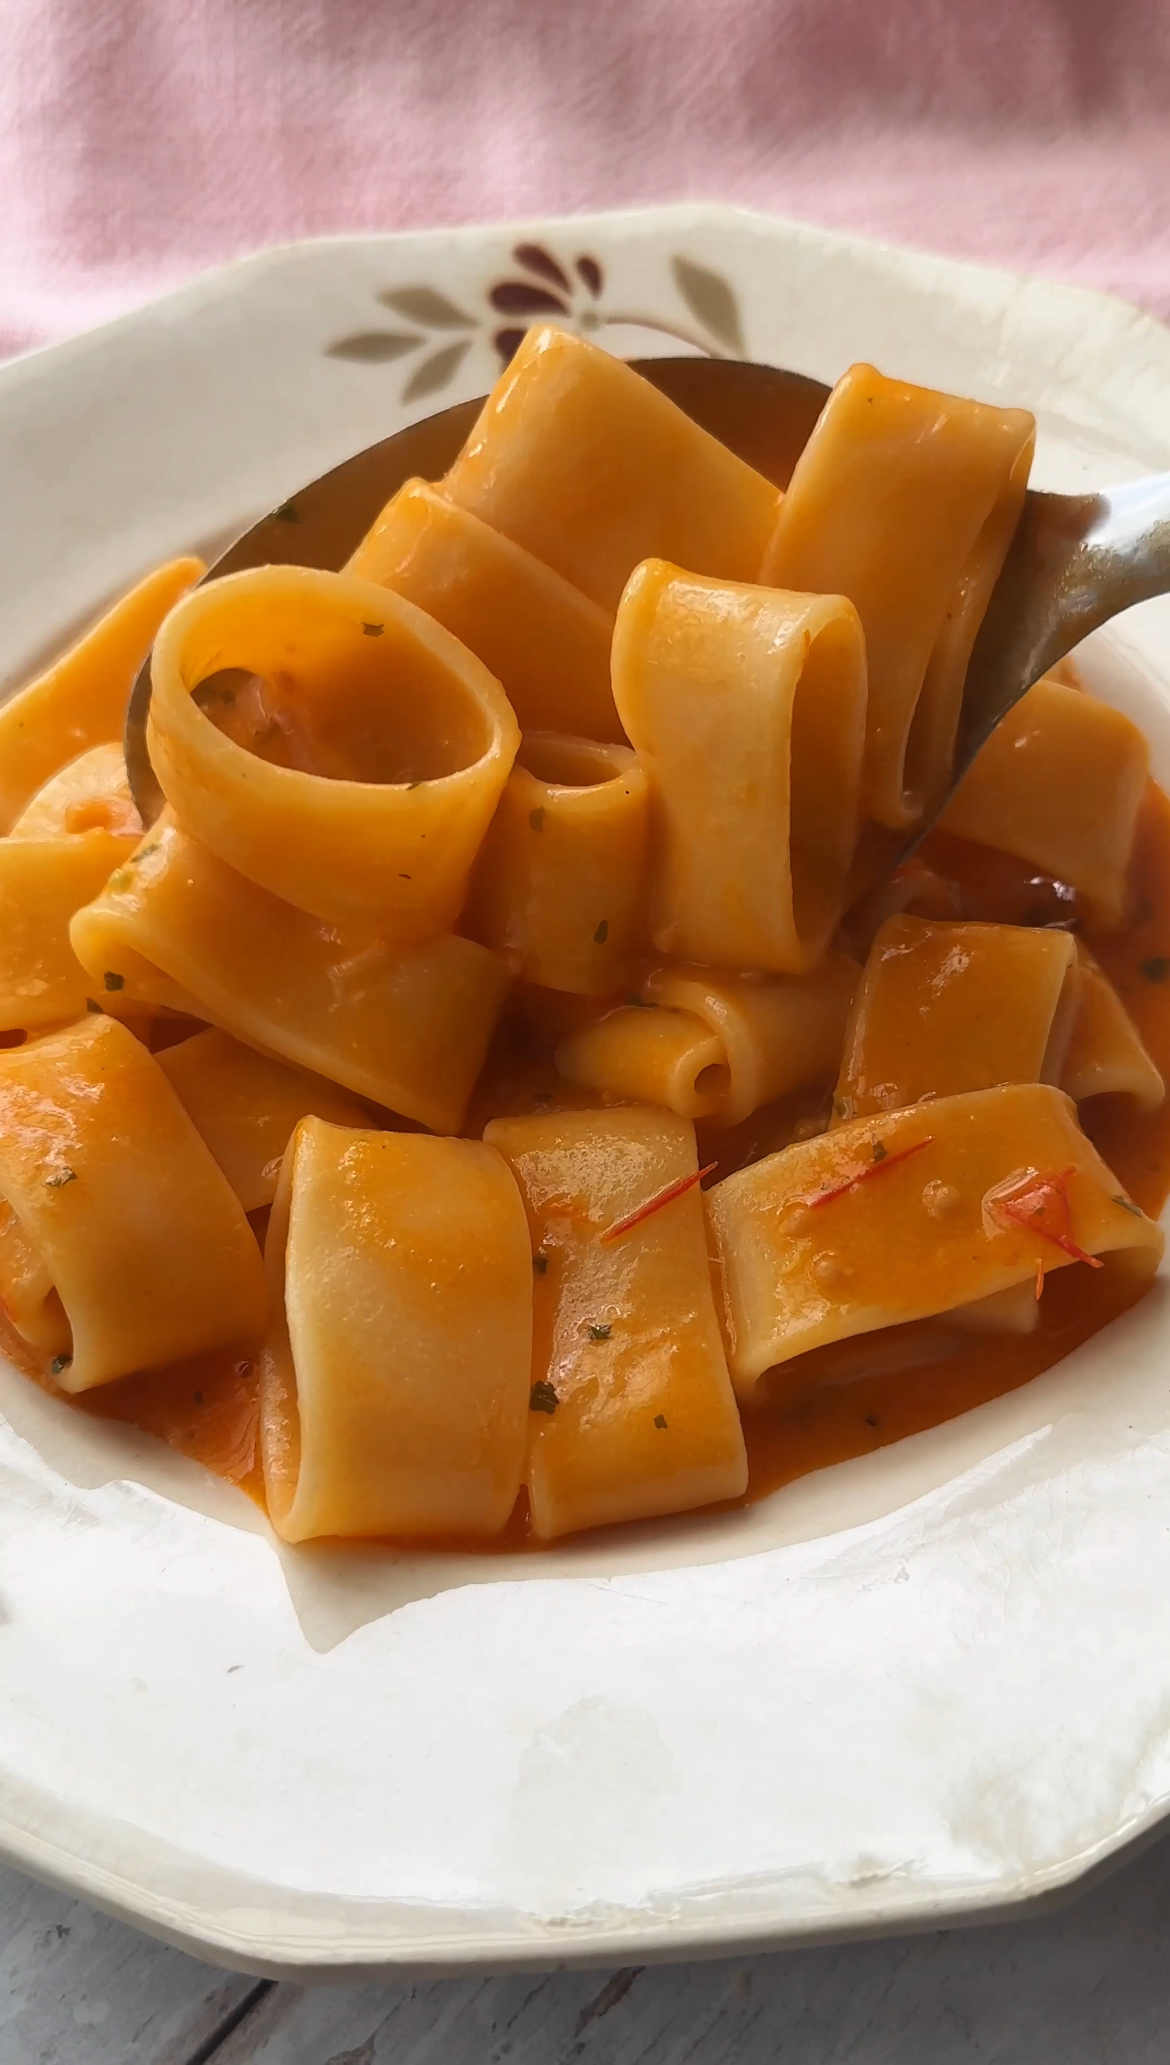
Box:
9, 782, 1170, 1548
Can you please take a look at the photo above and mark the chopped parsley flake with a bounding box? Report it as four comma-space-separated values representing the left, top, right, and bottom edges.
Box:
654, 1413, 667, 1430
872, 1140, 887, 1163
361, 622, 384, 637
593, 918, 609, 944
587, 1321, 612, 1341
51, 1355, 72, 1375
532, 1251, 549, 1275
103, 971, 125, 992
1113, 1194, 1144, 1218
529, 1380, 558, 1415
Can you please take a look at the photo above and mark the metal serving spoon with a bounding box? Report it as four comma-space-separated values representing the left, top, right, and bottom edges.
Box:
123, 355, 1170, 831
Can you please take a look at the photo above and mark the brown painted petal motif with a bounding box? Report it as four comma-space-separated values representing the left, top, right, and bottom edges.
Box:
489, 282, 569, 316
492, 327, 528, 365
512, 243, 573, 293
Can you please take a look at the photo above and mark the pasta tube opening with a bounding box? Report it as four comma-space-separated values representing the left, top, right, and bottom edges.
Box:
346, 476, 622, 744
612, 562, 866, 974
147, 564, 519, 937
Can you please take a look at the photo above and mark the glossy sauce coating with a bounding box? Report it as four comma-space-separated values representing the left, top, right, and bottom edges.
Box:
11, 783, 1170, 1549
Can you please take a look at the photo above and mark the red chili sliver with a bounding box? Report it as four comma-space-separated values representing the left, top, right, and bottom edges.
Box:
601, 1162, 718, 1244
985, 1164, 1103, 1271
805, 1135, 933, 1210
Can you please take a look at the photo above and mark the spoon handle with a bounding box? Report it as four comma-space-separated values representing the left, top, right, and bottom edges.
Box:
957, 471, 1170, 769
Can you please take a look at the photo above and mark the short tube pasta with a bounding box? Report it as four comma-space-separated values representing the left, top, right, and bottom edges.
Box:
0, 830, 140, 1031
612, 561, 866, 974
762, 364, 1034, 828
1062, 945, 1165, 1110
0, 1016, 265, 1390
938, 679, 1149, 927
347, 477, 622, 743
644, 954, 858, 1125
484, 1105, 747, 1540
834, 917, 1079, 1121
261, 1120, 532, 1542
70, 820, 510, 1133
0, 557, 202, 834
11, 744, 141, 840
557, 954, 857, 1126
443, 326, 781, 610
0, 745, 145, 1031
465, 732, 649, 993
555, 1005, 728, 1119
707, 1084, 1164, 1399
158, 1030, 375, 1210
147, 564, 519, 938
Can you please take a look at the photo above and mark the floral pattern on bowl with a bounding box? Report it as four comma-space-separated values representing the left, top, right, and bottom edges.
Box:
326, 242, 749, 402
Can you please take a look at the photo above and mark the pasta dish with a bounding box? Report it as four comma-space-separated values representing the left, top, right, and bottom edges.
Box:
0, 325, 1164, 1548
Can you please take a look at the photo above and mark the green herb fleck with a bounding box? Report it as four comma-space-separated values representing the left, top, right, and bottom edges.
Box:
529, 807, 545, 832
1113, 1193, 1144, 1218
872, 1140, 887, 1164
654, 1413, 667, 1430
273, 500, 299, 523
1142, 957, 1170, 982
103, 971, 125, 992
529, 1379, 559, 1415
85, 998, 102, 1014
587, 1321, 612, 1342
45, 1168, 76, 1190
593, 918, 609, 944
50, 1355, 72, 1376
864, 1414, 879, 1428
406, 780, 424, 791
129, 843, 160, 865
399, 872, 412, 880
532, 1251, 549, 1275
361, 621, 384, 637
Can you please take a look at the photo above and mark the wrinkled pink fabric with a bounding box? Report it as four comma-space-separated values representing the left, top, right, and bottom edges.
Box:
1, 0, 1168, 359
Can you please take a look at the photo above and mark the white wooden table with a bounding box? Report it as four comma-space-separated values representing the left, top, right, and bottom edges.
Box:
4, 1836, 1170, 2063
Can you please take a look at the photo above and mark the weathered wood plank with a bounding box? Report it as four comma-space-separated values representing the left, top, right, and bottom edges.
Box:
210, 1834, 1170, 2065
5, 1833, 1170, 2063
0, 1862, 262, 2065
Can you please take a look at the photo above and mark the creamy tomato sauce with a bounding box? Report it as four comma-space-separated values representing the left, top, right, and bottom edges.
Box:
10, 781, 1170, 1549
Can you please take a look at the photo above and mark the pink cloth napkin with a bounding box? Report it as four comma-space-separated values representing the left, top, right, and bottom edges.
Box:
1, 0, 1168, 359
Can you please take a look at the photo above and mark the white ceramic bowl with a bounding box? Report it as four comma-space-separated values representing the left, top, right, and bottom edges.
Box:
3, 205, 1170, 1979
